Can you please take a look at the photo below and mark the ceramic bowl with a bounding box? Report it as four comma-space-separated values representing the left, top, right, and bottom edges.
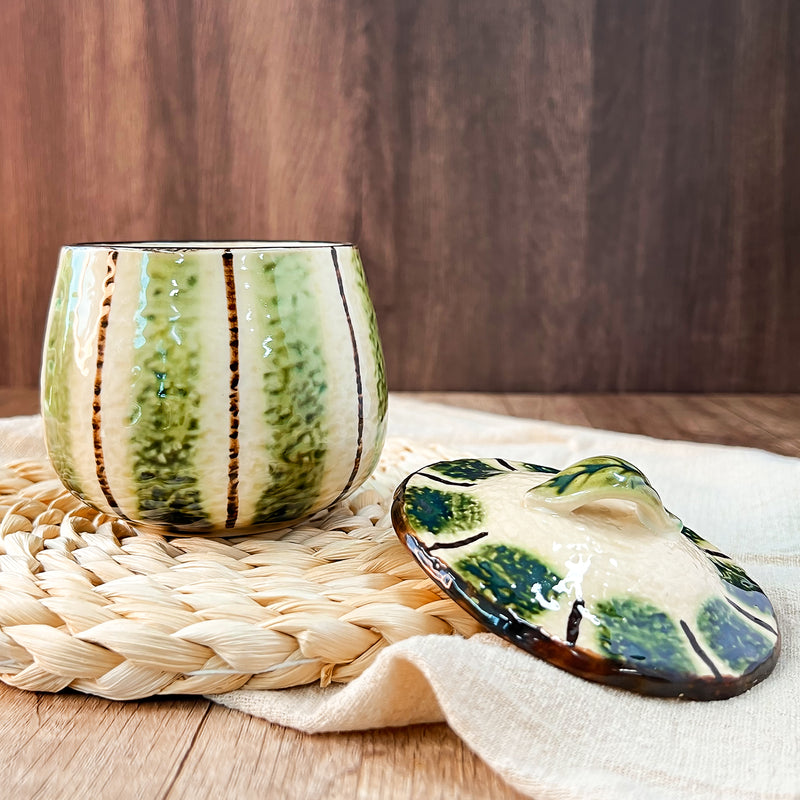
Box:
41, 241, 387, 533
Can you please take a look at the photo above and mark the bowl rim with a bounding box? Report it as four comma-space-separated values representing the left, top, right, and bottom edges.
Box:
63, 240, 355, 252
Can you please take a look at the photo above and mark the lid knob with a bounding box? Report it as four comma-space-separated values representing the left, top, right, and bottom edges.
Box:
525, 456, 682, 534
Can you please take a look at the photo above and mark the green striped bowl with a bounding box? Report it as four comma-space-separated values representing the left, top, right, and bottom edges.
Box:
41, 242, 387, 534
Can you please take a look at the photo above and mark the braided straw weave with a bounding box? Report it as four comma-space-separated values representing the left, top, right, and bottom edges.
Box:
0, 439, 481, 700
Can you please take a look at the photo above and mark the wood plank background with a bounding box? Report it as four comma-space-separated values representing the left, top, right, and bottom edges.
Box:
1, 0, 797, 391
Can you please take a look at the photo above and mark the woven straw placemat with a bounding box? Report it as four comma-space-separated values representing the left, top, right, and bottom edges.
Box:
0, 439, 481, 700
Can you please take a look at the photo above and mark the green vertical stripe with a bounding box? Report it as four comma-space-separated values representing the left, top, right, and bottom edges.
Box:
42, 249, 82, 494
129, 253, 209, 527
352, 251, 388, 421
251, 253, 328, 524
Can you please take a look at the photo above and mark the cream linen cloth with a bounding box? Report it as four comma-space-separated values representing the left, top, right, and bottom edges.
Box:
1, 396, 798, 800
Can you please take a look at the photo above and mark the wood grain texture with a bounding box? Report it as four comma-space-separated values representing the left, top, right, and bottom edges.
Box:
0, 0, 798, 391
0, 387, 40, 418
359, 1, 594, 392
405, 392, 800, 458
165, 714, 524, 800
0, 688, 209, 798
0, 681, 525, 800
0, 391, 797, 799
584, 0, 797, 392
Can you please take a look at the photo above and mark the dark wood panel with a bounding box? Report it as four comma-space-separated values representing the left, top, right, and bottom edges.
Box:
189, 1, 365, 240
360, 0, 594, 391
0, 0, 797, 391
586, 0, 734, 391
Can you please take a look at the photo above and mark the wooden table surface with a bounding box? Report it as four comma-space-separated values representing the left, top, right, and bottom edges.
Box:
0, 388, 797, 800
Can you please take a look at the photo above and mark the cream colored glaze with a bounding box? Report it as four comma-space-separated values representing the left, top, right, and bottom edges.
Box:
67, 248, 115, 513
232, 251, 277, 525
191, 253, 232, 528
307, 247, 369, 509
526, 482, 681, 535
100, 250, 149, 519
338, 246, 386, 492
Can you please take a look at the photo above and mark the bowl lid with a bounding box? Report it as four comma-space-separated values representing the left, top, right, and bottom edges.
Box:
391, 456, 780, 700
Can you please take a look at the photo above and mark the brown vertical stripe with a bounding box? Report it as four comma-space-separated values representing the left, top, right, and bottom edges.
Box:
223, 251, 240, 528
330, 247, 364, 504
680, 620, 722, 679
725, 598, 778, 637
92, 250, 120, 512
565, 599, 585, 646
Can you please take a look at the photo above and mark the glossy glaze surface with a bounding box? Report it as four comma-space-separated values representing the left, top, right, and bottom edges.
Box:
41, 242, 387, 532
392, 456, 780, 699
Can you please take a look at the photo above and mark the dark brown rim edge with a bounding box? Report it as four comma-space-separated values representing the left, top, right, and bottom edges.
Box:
64, 241, 355, 252
390, 477, 781, 701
